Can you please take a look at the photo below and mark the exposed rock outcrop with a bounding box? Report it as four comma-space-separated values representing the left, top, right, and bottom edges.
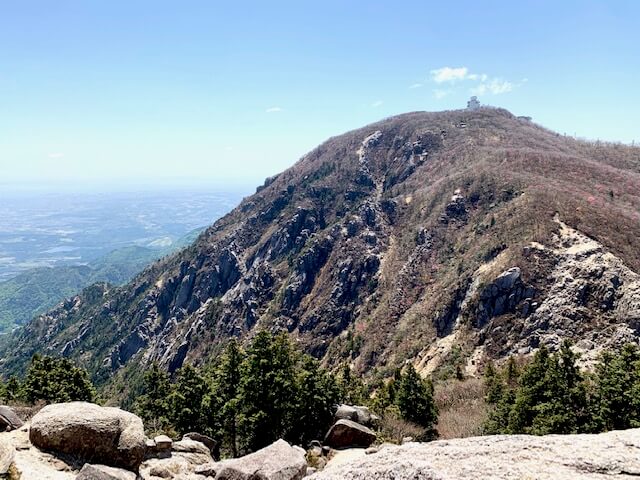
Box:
197, 439, 307, 480
0, 406, 24, 432
29, 402, 146, 471
0, 436, 14, 475
324, 420, 376, 449
311, 429, 640, 479
333, 405, 378, 428
76, 464, 137, 480
183, 432, 219, 459
140, 438, 213, 479
476, 267, 535, 326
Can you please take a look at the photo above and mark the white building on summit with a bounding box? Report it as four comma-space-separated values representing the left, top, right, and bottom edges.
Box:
467, 96, 481, 110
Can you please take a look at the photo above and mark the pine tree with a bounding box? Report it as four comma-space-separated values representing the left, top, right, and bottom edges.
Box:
171, 364, 209, 435
508, 342, 587, 435
395, 364, 438, 439
4, 376, 22, 402
590, 344, 640, 431
508, 345, 553, 433
484, 361, 504, 404
484, 387, 516, 434
290, 354, 340, 446
136, 363, 172, 430
238, 331, 297, 452
23, 354, 94, 403
371, 375, 397, 413
505, 356, 520, 388
337, 364, 367, 405
213, 339, 244, 457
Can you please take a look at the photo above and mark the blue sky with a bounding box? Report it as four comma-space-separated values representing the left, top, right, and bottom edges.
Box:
1, 1, 638, 190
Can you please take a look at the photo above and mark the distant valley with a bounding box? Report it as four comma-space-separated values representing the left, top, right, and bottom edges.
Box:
0, 189, 247, 331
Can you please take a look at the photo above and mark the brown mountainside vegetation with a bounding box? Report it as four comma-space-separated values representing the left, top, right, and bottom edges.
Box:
0, 107, 639, 406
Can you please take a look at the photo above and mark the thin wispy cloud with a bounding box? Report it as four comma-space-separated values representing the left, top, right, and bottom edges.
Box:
471, 79, 513, 96
266, 107, 283, 113
48, 153, 64, 159
428, 66, 519, 96
431, 67, 470, 83
371, 100, 383, 108
430, 66, 489, 84
409, 83, 423, 89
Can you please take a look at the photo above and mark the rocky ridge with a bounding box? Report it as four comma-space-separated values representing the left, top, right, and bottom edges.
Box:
1, 108, 639, 395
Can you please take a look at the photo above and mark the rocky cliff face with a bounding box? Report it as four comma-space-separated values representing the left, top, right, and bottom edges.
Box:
1, 108, 639, 394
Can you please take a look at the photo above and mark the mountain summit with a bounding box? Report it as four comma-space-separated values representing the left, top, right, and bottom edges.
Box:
2, 108, 639, 396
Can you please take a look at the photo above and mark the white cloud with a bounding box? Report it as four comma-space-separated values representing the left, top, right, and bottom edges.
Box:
371, 100, 383, 108
266, 107, 282, 113
427, 65, 520, 97
467, 73, 488, 82
409, 83, 423, 89
471, 79, 514, 96
48, 153, 64, 158
430, 66, 469, 83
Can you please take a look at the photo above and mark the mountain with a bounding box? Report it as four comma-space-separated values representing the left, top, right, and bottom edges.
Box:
1, 108, 639, 399
0, 228, 205, 332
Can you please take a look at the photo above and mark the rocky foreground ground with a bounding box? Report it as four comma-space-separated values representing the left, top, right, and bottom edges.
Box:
311, 429, 640, 480
0, 402, 638, 479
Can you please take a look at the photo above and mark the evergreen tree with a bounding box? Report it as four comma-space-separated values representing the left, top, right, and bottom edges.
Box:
484, 388, 516, 434
505, 356, 520, 387
499, 342, 588, 435
484, 361, 504, 404
23, 354, 94, 403
135, 363, 172, 430
395, 364, 438, 439
337, 364, 367, 405
238, 331, 297, 452
289, 354, 341, 446
371, 375, 397, 413
590, 344, 640, 431
213, 339, 244, 457
4, 376, 22, 403
508, 345, 554, 433
171, 364, 209, 435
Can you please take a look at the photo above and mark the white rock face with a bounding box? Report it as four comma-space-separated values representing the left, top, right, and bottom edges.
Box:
310, 429, 640, 480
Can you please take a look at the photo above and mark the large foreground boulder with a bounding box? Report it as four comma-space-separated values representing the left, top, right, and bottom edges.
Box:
0, 406, 24, 432
29, 402, 146, 471
324, 420, 376, 449
198, 439, 307, 480
310, 429, 640, 479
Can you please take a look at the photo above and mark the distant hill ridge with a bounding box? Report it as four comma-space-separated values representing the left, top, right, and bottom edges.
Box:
1, 108, 639, 402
